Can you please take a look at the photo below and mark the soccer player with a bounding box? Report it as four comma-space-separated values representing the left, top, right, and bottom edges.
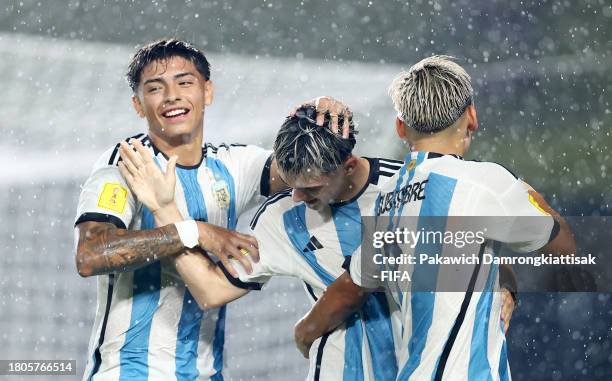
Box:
117, 105, 518, 380
293, 56, 576, 381
73, 39, 347, 380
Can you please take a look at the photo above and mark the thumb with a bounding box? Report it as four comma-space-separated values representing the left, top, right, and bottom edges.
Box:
166, 155, 178, 182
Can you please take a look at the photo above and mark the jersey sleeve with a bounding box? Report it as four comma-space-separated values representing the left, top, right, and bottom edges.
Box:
219, 145, 273, 216
225, 197, 298, 288
475, 178, 556, 253
348, 246, 385, 289
75, 147, 138, 229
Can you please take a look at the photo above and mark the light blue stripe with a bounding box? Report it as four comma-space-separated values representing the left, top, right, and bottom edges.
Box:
331, 201, 362, 258
397, 173, 457, 381
211, 306, 227, 380
174, 167, 208, 380
206, 157, 237, 229
332, 201, 397, 380
119, 207, 161, 380
498, 337, 510, 381
383, 152, 426, 307
362, 293, 398, 381
395, 152, 427, 223
467, 261, 499, 381
283, 204, 336, 286
343, 314, 365, 381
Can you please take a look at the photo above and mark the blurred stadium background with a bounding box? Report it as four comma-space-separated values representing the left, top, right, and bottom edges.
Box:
0, 1, 610, 380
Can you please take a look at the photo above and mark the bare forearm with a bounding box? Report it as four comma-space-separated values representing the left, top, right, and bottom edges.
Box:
174, 250, 248, 309
296, 273, 367, 345
76, 221, 184, 277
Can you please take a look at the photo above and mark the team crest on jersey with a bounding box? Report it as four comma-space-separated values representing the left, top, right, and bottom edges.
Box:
406, 159, 417, 171
98, 183, 128, 213
212, 180, 230, 209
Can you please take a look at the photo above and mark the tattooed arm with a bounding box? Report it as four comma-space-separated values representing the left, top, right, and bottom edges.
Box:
74, 221, 185, 277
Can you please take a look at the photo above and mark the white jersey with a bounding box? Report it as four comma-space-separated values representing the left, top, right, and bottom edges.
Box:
230, 158, 404, 381
75, 133, 272, 381
350, 151, 556, 381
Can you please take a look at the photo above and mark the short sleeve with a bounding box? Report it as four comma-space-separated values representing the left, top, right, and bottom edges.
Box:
228, 196, 297, 286
475, 179, 555, 253
348, 246, 383, 289
75, 148, 138, 229
218, 145, 273, 216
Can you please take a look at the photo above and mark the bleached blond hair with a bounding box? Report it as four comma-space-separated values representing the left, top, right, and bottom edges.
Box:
389, 55, 473, 133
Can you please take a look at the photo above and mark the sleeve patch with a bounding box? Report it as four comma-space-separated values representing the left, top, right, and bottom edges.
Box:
97, 183, 128, 213
528, 193, 550, 215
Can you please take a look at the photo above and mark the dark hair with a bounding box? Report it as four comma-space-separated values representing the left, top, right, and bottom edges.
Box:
273, 105, 358, 179
126, 38, 211, 91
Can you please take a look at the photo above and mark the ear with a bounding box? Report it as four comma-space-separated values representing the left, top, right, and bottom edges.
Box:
395, 117, 407, 139
132, 95, 145, 118
204, 80, 214, 106
342, 156, 359, 175
465, 104, 478, 132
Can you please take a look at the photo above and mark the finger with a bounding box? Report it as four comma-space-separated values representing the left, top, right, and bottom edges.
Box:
241, 241, 260, 262
329, 113, 339, 134
120, 141, 144, 169
228, 246, 253, 274
219, 257, 238, 278
235, 232, 259, 249
132, 139, 153, 165
119, 151, 141, 178
342, 109, 351, 139
166, 155, 178, 182
118, 162, 135, 185
316, 111, 325, 126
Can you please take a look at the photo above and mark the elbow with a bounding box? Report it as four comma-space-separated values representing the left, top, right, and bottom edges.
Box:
76, 254, 94, 278
75, 245, 97, 278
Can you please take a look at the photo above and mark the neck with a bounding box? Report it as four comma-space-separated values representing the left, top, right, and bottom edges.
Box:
337, 157, 370, 202
148, 127, 204, 166
409, 139, 465, 157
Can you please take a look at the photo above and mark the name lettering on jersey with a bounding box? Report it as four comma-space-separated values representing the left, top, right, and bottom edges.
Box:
97, 183, 128, 213
377, 179, 428, 214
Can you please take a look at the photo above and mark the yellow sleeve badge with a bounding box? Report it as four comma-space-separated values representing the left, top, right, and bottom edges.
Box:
98, 183, 128, 213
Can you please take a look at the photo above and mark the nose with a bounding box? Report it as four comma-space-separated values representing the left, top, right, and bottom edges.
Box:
292, 189, 310, 203
164, 83, 180, 103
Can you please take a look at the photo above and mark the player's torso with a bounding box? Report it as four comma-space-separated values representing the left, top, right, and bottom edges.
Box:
269, 158, 403, 381
375, 152, 509, 381
86, 137, 263, 381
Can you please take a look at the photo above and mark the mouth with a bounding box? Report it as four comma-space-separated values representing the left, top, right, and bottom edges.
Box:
161, 107, 190, 122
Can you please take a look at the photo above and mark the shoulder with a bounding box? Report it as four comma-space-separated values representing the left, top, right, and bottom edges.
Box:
95, 133, 149, 168
431, 159, 520, 194
204, 142, 268, 158
366, 157, 404, 187
249, 189, 293, 230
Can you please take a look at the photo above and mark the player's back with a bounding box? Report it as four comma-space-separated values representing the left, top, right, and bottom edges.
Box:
371, 151, 554, 381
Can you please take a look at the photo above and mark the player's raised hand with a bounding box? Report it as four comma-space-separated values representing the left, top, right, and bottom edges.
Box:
197, 222, 260, 276
118, 139, 177, 213
500, 288, 515, 334
292, 96, 353, 138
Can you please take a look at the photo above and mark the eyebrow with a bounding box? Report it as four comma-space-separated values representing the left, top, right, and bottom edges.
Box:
142, 72, 197, 86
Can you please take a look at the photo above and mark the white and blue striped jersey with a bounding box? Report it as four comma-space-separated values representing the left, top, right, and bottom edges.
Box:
75, 133, 272, 381
350, 152, 556, 381
231, 158, 405, 381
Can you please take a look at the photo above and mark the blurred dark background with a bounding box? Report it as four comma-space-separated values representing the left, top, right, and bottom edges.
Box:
0, 1, 610, 379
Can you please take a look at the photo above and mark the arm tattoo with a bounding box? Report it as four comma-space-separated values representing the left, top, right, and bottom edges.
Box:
76, 221, 184, 276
